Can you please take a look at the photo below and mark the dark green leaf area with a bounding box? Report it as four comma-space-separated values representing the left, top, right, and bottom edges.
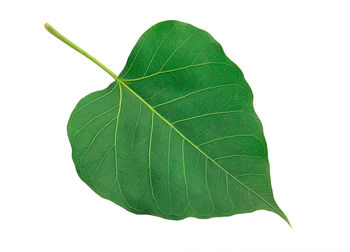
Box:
67, 20, 288, 223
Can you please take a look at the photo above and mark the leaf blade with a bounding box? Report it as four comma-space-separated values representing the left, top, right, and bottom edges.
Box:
68, 20, 289, 224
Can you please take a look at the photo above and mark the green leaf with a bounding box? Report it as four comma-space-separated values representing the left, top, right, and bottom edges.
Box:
47, 20, 288, 224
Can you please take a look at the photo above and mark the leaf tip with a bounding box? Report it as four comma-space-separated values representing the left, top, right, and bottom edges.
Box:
285, 218, 293, 229
279, 211, 292, 228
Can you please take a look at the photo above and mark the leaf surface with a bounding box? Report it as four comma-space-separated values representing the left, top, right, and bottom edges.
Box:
67, 20, 288, 223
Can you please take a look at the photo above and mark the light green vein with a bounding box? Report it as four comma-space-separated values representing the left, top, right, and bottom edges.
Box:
167, 128, 172, 214
91, 144, 114, 180
191, 42, 211, 64
78, 116, 117, 164
215, 154, 264, 161
114, 83, 123, 179
130, 102, 142, 153
121, 36, 146, 78
198, 134, 261, 147
73, 85, 117, 115
148, 112, 169, 215
182, 139, 190, 208
172, 110, 244, 124
235, 173, 266, 178
72, 104, 118, 140
145, 86, 170, 101
120, 62, 238, 83
143, 26, 175, 76
112, 84, 143, 212
153, 83, 245, 108
148, 112, 157, 208
159, 33, 194, 72
204, 158, 216, 211
226, 175, 234, 208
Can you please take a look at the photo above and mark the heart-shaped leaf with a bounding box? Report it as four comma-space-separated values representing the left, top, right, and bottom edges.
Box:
46, 21, 289, 224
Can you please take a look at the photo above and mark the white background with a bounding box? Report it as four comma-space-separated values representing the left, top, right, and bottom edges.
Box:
1, 0, 349, 251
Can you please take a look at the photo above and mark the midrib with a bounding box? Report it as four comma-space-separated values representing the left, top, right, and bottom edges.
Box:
116, 78, 285, 219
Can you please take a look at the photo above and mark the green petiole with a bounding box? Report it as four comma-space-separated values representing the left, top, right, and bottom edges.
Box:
44, 23, 119, 80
